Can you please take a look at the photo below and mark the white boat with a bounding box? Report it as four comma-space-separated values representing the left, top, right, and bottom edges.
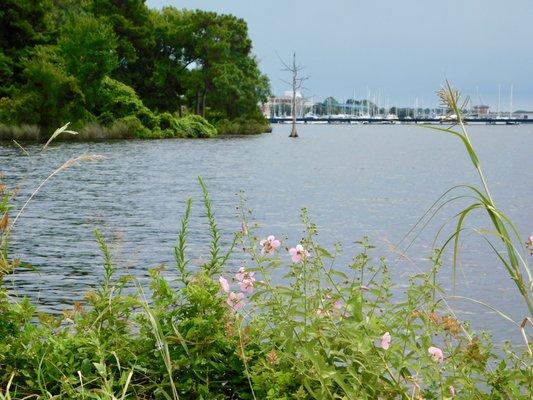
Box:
385, 113, 399, 123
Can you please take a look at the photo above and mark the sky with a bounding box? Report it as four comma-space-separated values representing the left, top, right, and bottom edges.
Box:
146, 0, 533, 110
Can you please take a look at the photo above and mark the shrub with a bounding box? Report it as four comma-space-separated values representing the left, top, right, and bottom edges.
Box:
95, 76, 148, 123
157, 112, 177, 131
175, 114, 218, 138
216, 117, 271, 135
111, 115, 150, 139
136, 107, 159, 131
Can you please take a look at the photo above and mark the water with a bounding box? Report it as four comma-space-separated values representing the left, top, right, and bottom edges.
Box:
1, 124, 531, 342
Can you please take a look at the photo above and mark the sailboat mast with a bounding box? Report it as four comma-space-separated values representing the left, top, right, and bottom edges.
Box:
498, 85, 502, 118
352, 88, 355, 116
509, 84, 513, 119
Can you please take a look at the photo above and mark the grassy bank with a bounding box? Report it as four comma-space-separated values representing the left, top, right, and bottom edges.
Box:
0, 114, 220, 142
0, 116, 273, 143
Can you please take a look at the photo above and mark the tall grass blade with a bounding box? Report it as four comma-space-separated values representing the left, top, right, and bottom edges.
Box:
42, 122, 78, 151
141, 296, 180, 400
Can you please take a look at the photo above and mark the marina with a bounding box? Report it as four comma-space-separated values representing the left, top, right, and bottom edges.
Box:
269, 116, 532, 124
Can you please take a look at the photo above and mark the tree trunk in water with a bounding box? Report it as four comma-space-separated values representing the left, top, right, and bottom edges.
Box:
289, 54, 298, 138
290, 94, 298, 138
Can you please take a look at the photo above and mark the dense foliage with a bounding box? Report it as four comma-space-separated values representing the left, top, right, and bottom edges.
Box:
0, 0, 271, 139
0, 177, 531, 399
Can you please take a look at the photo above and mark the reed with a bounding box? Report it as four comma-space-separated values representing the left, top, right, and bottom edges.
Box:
0, 124, 41, 142
414, 82, 533, 317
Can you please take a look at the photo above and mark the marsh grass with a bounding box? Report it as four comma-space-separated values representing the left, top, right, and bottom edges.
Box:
0, 113, 219, 143
0, 124, 41, 142
0, 122, 134, 143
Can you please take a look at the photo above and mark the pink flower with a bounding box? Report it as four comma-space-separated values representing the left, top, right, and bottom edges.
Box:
289, 244, 310, 263
219, 276, 230, 293
449, 386, 456, 397
241, 222, 248, 236
226, 291, 245, 312
239, 279, 254, 294
381, 332, 391, 350
260, 235, 281, 255
428, 346, 444, 363
331, 300, 344, 316
235, 267, 255, 284
235, 267, 256, 294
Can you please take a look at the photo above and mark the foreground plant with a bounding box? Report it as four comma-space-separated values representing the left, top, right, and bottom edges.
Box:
402, 82, 533, 318
1, 174, 529, 398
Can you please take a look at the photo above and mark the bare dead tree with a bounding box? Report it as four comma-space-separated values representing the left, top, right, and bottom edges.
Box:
280, 53, 308, 138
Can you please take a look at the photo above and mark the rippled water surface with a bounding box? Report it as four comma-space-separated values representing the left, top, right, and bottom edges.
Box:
1, 124, 531, 341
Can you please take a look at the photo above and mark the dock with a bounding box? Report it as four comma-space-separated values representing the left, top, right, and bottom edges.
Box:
268, 117, 532, 125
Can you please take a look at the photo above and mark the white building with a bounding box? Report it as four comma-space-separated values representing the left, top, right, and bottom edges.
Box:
512, 110, 533, 119
262, 91, 312, 118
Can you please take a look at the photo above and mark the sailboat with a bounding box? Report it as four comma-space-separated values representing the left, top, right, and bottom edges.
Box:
493, 85, 508, 125
506, 84, 519, 125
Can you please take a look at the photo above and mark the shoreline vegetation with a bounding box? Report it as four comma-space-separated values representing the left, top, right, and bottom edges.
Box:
0, 1, 271, 142
0, 116, 272, 143
0, 86, 531, 398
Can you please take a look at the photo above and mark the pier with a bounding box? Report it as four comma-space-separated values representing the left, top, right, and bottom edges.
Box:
268, 117, 533, 125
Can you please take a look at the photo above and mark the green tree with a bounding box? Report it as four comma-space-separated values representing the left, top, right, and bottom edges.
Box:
178, 10, 269, 119
0, 1, 271, 135
12, 46, 88, 130
138, 7, 192, 114
0, 0, 54, 96
140, 7, 269, 121
89, 0, 154, 87
58, 15, 118, 109
210, 57, 270, 119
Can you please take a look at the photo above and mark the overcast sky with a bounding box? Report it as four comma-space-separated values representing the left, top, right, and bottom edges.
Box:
146, 0, 533, 110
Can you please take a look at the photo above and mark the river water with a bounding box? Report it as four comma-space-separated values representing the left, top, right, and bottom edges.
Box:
1, 124, 531, 342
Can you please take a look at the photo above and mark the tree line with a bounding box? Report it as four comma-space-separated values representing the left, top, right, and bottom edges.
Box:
0, 0, 271, 138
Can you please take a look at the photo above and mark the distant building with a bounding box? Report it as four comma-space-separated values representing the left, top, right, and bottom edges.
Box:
512, 110, 533, 119
262, 91, 311, 118
472, 105, 490, 116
